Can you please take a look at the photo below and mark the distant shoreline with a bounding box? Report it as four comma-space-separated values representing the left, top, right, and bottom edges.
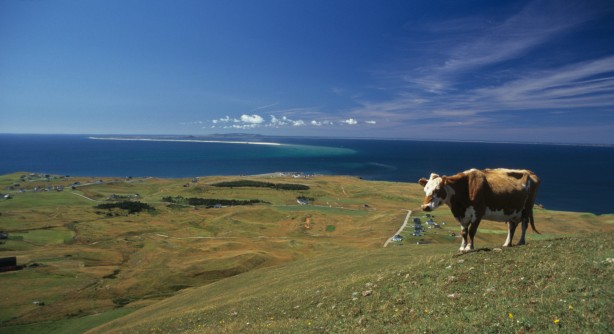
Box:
88, 136, 283, 146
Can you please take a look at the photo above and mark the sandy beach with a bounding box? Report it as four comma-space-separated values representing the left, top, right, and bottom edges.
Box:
88, 136, 283, 146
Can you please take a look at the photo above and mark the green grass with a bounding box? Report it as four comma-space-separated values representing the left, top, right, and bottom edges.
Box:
9, 229, 75, 245
1, 173, 613, 333
274, 205, 369, 216
88, 233, 614, 334
0, 308, 136, 334
0, 191, 91, 209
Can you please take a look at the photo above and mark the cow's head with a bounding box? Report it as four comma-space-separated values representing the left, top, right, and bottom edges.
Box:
418, 173, 448, 212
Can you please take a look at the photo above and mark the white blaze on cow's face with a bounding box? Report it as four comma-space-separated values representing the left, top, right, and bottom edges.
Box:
420, 173, 446, 212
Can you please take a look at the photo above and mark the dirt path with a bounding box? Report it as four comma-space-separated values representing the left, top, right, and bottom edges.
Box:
383, 210, 412, 248
71, 192, 100, 202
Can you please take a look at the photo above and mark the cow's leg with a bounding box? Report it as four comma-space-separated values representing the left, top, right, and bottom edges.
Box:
459, 226, 468, 252
517, 217, 529, 245
466, 219, 481, 251
503, 221, 518, 247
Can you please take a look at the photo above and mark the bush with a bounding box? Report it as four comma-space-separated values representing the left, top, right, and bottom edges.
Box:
162, 196, 268, 208
94, 201, 155, 214
211, 180, 309, 190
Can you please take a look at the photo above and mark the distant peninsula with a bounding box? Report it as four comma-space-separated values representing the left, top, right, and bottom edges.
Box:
88, 134, 283, 146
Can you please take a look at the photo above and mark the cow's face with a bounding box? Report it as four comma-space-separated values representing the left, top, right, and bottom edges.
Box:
418, 173, 447, 212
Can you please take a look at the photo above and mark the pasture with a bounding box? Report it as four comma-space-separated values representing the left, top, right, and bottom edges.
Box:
0, 172, 612, 332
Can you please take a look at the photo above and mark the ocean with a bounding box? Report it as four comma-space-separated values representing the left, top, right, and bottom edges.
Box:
1, 134, 613, 214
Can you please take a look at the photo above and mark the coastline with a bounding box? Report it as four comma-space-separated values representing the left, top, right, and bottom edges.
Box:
88, 136, 283, 146
2, 134, 613, 214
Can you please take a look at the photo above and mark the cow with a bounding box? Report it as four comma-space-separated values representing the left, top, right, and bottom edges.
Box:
418, 168, 540, 252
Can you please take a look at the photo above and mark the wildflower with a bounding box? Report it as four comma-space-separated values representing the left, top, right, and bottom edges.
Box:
568, 305, 573, 310
508, 312, 513, 319
554, 318, 560, 324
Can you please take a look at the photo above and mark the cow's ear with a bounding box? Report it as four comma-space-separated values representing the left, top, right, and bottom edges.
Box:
418, 178, 428, 186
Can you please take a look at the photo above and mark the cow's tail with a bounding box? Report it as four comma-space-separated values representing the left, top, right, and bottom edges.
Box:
527, 171, 541, 235
529, 213, 540, 234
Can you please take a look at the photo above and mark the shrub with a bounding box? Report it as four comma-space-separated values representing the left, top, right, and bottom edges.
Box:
94, 201, 155, 214
211, 180, 309, 190
162, 196, 268, 208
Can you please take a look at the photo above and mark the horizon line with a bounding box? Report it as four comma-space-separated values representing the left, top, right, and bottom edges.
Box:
1, 132, 613, 148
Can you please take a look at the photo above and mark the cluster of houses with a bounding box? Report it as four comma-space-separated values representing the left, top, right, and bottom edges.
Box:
4, 174, 109, 197
388, 215, 450, 245
5, 183, 77, 194
182, 177, 201, 187
275, 172, 312, 179
18, 173, 63, 182
410, 215, 446, 238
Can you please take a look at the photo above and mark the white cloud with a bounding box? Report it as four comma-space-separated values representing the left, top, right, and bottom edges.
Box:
240, 114, 265, 124
292, 120, 305, 126
311, 120, 322, 126
365, 120, 377, 124
213, 116, 237, 123
342, 118, 358, 125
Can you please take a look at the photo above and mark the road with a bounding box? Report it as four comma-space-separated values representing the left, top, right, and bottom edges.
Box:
383, 210, 412, 248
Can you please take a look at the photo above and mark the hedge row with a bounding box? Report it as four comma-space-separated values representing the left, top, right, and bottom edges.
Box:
210, 180, 309, 191
95, 201, 155, 214
162, 196, 267, 208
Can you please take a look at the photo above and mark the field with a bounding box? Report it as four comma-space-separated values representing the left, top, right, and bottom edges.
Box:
0, 172, 613, 333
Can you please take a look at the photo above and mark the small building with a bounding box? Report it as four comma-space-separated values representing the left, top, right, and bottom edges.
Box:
0, 256, 22, 272
392, 234, 403, 242
297, 197, 309, 205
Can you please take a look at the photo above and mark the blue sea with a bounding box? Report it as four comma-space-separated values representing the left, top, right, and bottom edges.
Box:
1, 134, 613, 214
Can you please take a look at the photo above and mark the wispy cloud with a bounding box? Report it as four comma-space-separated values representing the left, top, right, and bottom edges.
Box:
252, 102, 279, 111
474, 56, 614, 110
350, 0, 614, 134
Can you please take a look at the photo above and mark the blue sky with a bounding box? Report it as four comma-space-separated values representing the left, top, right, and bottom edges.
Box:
1, 0, 613, 144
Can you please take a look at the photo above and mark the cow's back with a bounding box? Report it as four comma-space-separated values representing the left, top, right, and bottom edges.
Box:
472, 169, 536, 220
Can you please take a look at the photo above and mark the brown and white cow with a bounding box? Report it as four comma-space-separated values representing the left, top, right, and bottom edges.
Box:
418, 168, 540, 251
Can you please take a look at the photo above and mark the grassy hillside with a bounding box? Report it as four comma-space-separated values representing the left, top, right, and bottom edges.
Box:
1, 172, 612, 333
87, 232, 614, 334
